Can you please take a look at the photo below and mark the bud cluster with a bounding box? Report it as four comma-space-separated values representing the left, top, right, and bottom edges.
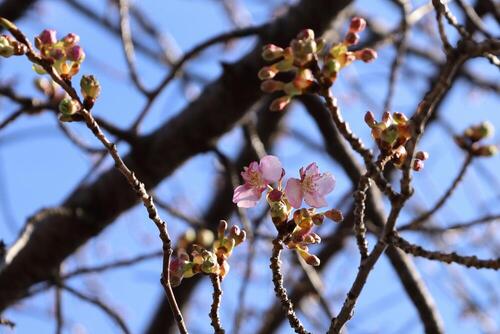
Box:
0, 34, 27, 58
33, 29, 85, 79
258, 17, 377, 111
365, 111, 428, 171
455, 121, 497, 157
267, 190, 343, 267
258, 29, 321, 111
322, 17, 376, 86
169, 221, 246, 287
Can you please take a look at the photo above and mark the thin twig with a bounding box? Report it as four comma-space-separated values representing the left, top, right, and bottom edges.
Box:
270, 235, 310, 334
389, 233, 500, 270
0, 18, 188, 334
209, 274, 225, 334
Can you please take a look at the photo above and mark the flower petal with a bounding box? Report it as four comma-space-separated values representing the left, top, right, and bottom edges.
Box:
304, 162, 319, 178
304, 192, 327, 208
233, 184, 261, 208
259, 155, 283, 183
285, 178, 303, 208
316, 173, 335, 195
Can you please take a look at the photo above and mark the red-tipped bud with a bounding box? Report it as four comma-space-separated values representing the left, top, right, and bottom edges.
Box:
260, 79, 283, 93
218, 220, 227, 239
262, 44, 284, 61
349, 17, 367, 33
324, 209, 343, 222
270, 95, 291, 112
415, 151, 429, 161
355, 48, 377, 63
312, 214, 324, 225
364, 111, 377, 128
381, 111, 393, 127
413, 159, 424, 171
344, 32, 359, 45
258, 66, 278, 80
393, 112, 408, 124
268, 189, 283, 202
305, 254, 320, 266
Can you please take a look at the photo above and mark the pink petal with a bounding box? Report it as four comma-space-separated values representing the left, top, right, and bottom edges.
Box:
241, 161, 259, 183
304, 162, 319, 178
316, 173, 335, 195
259, 155, 282, 183
304, 192, 327, 208
285, 178, 303, 208
233, 184, 261, 208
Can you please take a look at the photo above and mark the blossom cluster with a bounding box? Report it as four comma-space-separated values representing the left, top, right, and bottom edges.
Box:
233, 155, 342, 266
365, 111, 429, 171
258, 17, 377, 111
33, 29, 85, 80
169, 221, 246, 287
455, 121, 497, 157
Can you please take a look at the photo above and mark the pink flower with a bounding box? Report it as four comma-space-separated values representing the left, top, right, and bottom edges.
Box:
285, 162, 335, 208
233, 155, 283, 208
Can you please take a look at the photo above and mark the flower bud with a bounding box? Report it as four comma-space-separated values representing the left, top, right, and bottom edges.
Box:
297, 29, 315, 41
35, 29, 56, 49
67, 45, 85, 62
364, 111, 377, 128
474, 145, 498, 157
262, 44, 284, 61
324, 209, 343, 222
415, 151, 429, 161
305, 254, 320, 266
80, 75, 101, 101
349, 17, 367, 33
393, 112, 408, 124
413, 159, 424, 171
269, 95, 291, 112
260, 79, 283, 93
58, 98, 80, 121
312, 213, 324, 225
0, 35, 14, 58
62, 33, 80, 46
258, 66, 278, 80
196, 229, 214, 248
344, 32, 359, 45
355, 48, 377, 63
218, 220, 227, 240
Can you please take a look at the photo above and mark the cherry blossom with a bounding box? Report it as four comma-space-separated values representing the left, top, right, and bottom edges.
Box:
233, 155, 283, 208
285, 162, 335, 208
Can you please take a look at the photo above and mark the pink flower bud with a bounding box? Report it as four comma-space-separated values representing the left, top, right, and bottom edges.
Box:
37, 29, 57, 45
67, 45, 85, 62
62, 33, 80, 46
349, 17, 366, 33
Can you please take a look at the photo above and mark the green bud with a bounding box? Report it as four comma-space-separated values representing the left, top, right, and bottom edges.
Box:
0, 35, 14, 58
80, 75, 101, 101
58, 98, 80, 120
